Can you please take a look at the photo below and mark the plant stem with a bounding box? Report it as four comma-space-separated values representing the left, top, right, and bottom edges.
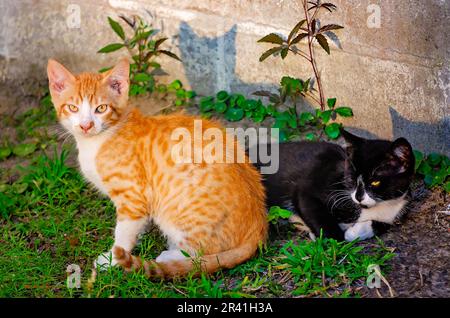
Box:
302, 0, 326, 111
288, 48, 311, 62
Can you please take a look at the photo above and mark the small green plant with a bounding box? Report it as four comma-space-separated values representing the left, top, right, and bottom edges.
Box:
267, 206, 293, 224
414, 150, 450, 192
256, 0, 351, 141
0, 92, 56, 162
197, 91, 269, 122
258, 0, 343, 111
98, 16, 190, 101
277, 234, 395, 296
255, 76, 353, 141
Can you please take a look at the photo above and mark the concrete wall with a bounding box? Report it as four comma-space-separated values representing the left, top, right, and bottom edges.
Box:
0, 0, 448, 155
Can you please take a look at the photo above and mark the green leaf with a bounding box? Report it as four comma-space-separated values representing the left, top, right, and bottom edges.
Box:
288, 19, 307, 43
424, 174, 434, 186
325, 123, 341, 139
305, 133, 316, 141
315, 34, 330, 54
180, 250, 191, 258
281, 76, 303, 96
12, 183, 28, 194
0, 147, 11, 160
259, 46, 283, 62
290, 33, 308, 45
320, 110, 333, 124
224, 107, 244, 122
242, 100, 258, 111
216, 90, 229, 102
186, 90, 196, 99
281, 48, 289, 59
149, 62, 161, 69
335, 107, 353, 117
97, 43, 125, 53
176, 89, 186, 99
214, 102, 227, 113
444, 181, 450, 193
299, 112, 314, 125
158, 50, 181, 61
154, 37, 168, 49
200, 96, 215, 113
428, 153, 442, 166
417, 161, 432, 175
169, 79, 183, 90
133, 72, 152, 82
108, 17, 125, 40
268, 206, 293, 224
327, 98, 337, 109
413, 150, 424, 171
319, 24, 344, 33
252, 111, 265, 123
0, 184, 8, 193
257, 33, 284, 45
278, 130, 289, 143
13, 143, 36, 157
98, 66, 113, 73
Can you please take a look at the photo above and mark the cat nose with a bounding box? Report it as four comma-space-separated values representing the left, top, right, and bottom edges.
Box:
80, 121, 94, 133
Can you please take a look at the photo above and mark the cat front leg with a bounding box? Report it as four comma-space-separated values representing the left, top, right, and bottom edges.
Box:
295, 194, 345, 241
95, 184, 149, 270
95, 215, 149, 270
96, 217, 148, 270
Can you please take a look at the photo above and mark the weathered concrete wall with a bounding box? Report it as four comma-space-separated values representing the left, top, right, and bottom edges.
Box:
0, 0, 448, 155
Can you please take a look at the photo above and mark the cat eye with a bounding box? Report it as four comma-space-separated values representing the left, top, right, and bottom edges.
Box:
67, 104, 78, 113
95, 104, 108, 113
371, 180, 381, 187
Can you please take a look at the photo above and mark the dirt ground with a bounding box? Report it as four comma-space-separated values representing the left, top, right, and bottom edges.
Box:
361, 183, 449, 297
1, 88, 448, 298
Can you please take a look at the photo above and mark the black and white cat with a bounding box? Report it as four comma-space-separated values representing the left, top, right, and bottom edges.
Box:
255, 130, 415, 241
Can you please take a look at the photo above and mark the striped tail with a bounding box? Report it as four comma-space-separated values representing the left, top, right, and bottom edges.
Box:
113, 240, 261, 279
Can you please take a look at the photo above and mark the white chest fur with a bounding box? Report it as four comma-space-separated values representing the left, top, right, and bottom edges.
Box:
76, 135, 109, 195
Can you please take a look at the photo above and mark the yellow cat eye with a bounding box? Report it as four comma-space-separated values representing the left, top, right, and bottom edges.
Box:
67, 104, 78, 112
95, 104, 108, 113
371, 180, 381, 187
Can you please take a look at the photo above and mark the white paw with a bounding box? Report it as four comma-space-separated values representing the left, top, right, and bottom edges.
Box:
94, 250, 118, 271
155, 250, 187, 263
344, 221, 374, 242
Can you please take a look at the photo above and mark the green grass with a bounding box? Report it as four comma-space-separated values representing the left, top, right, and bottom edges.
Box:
0, 94, 395, 298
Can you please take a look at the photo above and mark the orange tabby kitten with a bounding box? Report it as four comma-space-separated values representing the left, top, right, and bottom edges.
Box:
47, 59, 267, 278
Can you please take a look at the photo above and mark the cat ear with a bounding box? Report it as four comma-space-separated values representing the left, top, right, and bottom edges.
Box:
341, 129, 364, 146
47, 59, 76, 96
341, 129, 364, 161
102, 58, 130, 97
387, 138, 414, 174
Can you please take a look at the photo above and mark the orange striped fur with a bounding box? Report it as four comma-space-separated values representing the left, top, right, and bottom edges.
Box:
47, 59, 268, 278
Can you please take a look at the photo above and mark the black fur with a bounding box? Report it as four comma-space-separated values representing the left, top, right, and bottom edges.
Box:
254, 130, 415, 240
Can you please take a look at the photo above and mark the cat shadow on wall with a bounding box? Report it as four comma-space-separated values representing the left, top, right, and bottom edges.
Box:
345, 108, 449, 156
177, 22, 277, 97
389, 107, 449, 156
